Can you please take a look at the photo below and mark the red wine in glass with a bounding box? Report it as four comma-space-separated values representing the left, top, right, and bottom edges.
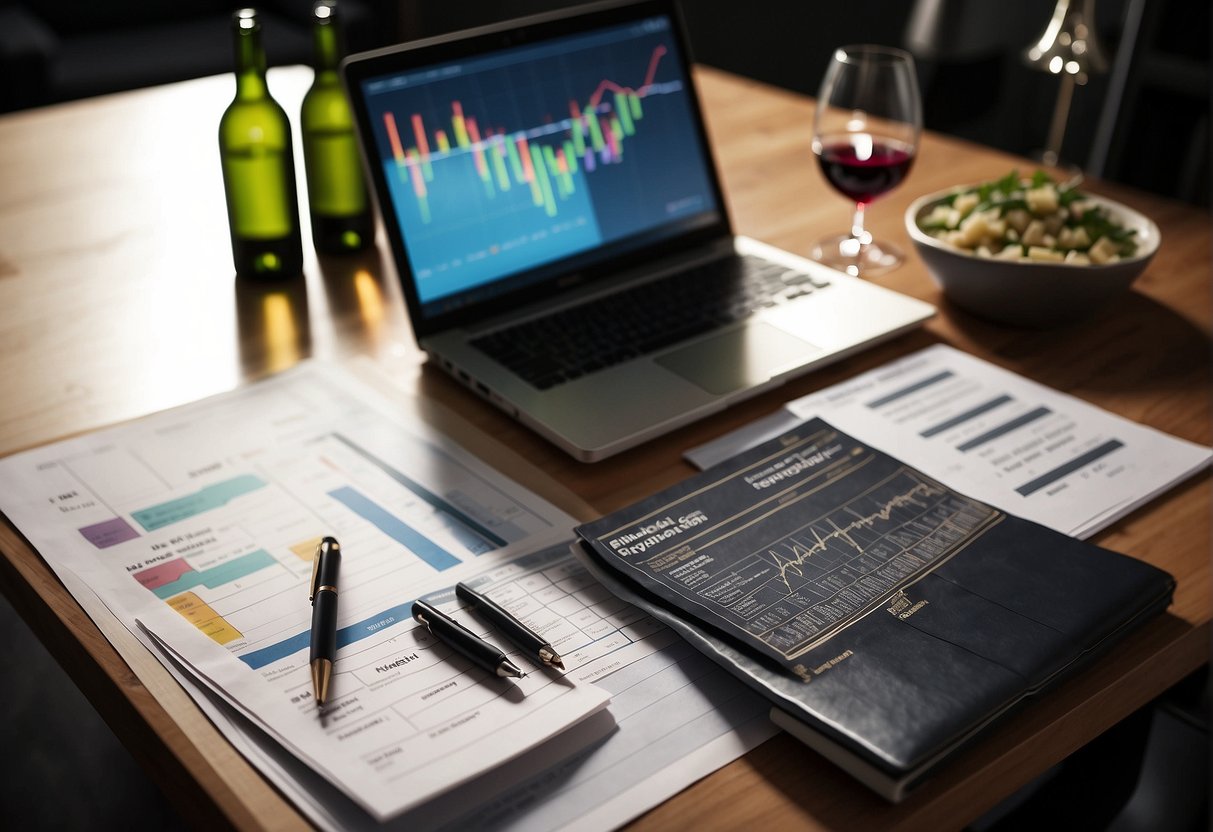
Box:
816, 135, 915, 205
809, 45, 922, 277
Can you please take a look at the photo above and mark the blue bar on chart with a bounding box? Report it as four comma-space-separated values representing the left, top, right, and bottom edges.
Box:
1015, 439, 1125, 496
328, 485, 462, 570
865, 370, 955, 409
332, 432, 506, 551
919, 395, 1013, 438
236, 551, 572, 669
239, 597, 420, 669
958, 406, 1053, 452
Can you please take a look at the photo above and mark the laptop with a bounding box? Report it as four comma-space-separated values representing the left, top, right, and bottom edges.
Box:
342, 0, 934, 462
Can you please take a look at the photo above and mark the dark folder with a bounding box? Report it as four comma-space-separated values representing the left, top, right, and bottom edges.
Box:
573, 418, 1175, 800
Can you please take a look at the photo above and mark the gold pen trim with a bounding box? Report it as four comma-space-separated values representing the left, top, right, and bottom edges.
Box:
312, 658, 333, 704
538, 647, 565, 670
309, 546, 321, 602
310, 537, 340, 601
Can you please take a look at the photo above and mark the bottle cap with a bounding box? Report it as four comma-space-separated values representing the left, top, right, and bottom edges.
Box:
234, 8, 259, 31
314, 1, 337, 23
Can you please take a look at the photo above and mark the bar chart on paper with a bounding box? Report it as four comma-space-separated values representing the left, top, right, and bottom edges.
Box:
0, 366, 621, 820
21, 366, 563, 663
772, 345, 1213, 537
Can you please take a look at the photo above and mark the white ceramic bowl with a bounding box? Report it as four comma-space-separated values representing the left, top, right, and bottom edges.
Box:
905, 186, 1161, 327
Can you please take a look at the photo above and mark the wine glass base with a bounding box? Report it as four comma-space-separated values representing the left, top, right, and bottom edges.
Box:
809, 234, 905, 278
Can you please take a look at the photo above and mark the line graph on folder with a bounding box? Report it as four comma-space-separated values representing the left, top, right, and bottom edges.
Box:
738, 469, 1001, 657
361, 17, 718, 303
618, 437, 1005, 665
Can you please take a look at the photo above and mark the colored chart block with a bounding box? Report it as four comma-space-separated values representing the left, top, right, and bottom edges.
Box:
131, 474, 267, 531
332, 433, 505, 549
78, 517, 140, 549
148, 549, 277, 599
241, 598, 415, 669
168, 592, 243, 645
289, 538, 325, 561
328, 486, 461, 571
133, 558, 195, 592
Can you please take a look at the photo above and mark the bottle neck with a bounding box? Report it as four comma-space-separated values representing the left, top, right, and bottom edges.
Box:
234, 27, 269, 100
312, 19, 341, 75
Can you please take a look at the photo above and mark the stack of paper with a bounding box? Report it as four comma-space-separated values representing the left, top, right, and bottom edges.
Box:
0, 363, 774, 830
688, 344, 1212, 539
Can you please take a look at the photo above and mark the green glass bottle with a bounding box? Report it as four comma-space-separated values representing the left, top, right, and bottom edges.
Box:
301, 0, 373, 254
219, 8, 304, 279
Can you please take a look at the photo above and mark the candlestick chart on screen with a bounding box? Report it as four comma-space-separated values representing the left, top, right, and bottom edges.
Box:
385, 44, 667, 224
363, 22, 717, 305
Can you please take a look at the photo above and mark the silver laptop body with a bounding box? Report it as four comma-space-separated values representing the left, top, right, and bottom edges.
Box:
344, 0, 934, 461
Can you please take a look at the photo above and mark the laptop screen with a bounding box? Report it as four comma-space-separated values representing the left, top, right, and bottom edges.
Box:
355, 10, 722, 322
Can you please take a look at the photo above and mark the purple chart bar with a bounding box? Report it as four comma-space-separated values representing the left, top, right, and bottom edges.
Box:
79, 517, 140, 549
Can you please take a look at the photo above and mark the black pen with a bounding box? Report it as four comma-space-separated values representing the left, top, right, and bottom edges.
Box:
456, 582, 565, 670
309, 536, 341, 705
412, 599, 523, 678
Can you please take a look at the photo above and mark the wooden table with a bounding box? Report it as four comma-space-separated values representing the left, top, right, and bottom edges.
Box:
0, 65, 1208, 831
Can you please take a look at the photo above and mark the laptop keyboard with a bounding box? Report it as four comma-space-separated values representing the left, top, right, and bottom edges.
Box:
469, 255, 831, 390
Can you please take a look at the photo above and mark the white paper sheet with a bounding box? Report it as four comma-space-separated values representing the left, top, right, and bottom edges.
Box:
686, 344, 1212, 538
0, 362, 775, 829
141, 538, 776, 832
0, 363, 607, 820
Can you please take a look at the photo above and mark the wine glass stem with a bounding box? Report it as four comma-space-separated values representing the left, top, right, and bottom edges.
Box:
850, 202, 871, 246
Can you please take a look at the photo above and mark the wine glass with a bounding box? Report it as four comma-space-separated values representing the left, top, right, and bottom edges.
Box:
810, 45, 922, 277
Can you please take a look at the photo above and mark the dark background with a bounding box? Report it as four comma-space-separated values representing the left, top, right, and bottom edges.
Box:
0, 1, 1208, 829
1, 0, 1208, 203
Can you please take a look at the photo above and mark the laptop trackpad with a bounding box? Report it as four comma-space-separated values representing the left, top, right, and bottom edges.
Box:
654, 322, 821, 396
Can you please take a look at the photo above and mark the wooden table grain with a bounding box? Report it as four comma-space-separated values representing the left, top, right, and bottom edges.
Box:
0, 65, 1208, 831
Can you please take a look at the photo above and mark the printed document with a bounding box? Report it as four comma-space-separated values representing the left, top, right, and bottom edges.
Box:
687, 344, 1211, 538
0, 362, 774, 828
0, 363, 608, 819
141, 535, 775, 832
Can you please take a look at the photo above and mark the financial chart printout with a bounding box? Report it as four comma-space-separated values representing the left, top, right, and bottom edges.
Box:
581, 422, 1004, 674
135, 534, 773, 832
0, 363, 607, 820
386, 540, 773, 832
359, 14, 718, 316
688, 345, 1212, 539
